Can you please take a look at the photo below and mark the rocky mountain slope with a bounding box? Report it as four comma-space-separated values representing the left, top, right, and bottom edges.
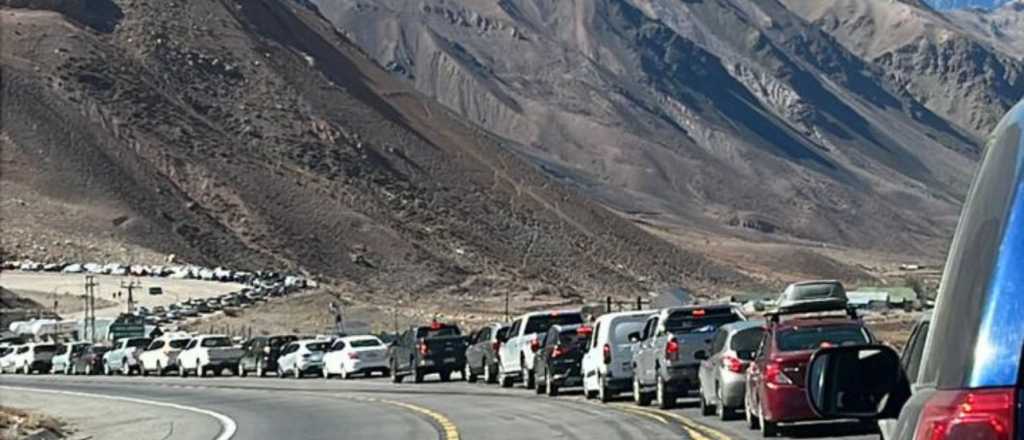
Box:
1, 0, 750, 301
947, 0, 1024, 58
310, 0, 1000, 258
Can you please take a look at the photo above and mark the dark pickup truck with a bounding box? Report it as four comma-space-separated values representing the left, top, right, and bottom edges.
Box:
388, 322, 468, 383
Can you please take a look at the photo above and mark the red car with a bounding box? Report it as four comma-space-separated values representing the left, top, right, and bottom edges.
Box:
744, 315, 873, 437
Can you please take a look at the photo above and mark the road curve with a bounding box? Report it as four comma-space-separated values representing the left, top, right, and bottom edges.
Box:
0, 375, 688, 440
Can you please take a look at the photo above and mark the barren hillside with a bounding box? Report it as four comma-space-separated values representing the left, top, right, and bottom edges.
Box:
1, 0, 750, 302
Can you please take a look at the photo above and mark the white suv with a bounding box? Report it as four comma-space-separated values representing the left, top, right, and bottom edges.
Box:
497, 310, 583, 388
581, 310, 653, 402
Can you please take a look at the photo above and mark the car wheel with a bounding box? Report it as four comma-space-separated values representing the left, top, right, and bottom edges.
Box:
179, 364, 187, 378
746, 405, 759, 430
414, 368, 424, 384
700, 393, 714, 416
64, 364, 71, 375
545, 371, 558, 397
197, 365, 206, 378
72, 364, 78, 375
277, 366, 286, 379
439, 370, 451, 382
465, 364, 477, 383
717, 387, 732, 421
323, 367, 331, 379
238, 364, 247, 378
759, 403, 777, 437
657, 375, 674, 409
484, 363, 495, 384
104, 362, 112, 376
141, 365, 149, 377
634, 377, 651, 406
522, 367, 534, 389
597, 374, 611, 403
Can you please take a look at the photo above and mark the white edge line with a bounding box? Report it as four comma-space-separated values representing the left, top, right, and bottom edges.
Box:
0, 385, 237, 440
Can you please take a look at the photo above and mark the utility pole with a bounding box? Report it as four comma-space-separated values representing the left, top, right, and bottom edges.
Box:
84, 276, 98, 343
120, 279, 140, 314
504, 291, 510, 321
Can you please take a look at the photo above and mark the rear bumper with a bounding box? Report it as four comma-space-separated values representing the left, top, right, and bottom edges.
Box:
418, 357, 464, 372
605, 376, 633, 392
718, 371, 748, 408
762, 385, 818, 423
663, 364, 700, 392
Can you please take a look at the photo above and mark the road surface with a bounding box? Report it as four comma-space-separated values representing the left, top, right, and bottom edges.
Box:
0, 374, 876, 440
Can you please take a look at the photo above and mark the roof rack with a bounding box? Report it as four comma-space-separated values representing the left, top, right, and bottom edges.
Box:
765, 299, 858, 324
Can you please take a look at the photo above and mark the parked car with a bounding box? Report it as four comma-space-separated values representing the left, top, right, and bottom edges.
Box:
178, 307, 199, 318
237, 334, 298, 377
139, 336, 191, 376
177, 335, 244, 377
322, 335, 389, 379
806, 101, 1024, 440
388, 322, 468, 383
533, 324, 591, 396
498, 310, 584, 389
12, 343, 59, 374
0, 345, 25, 374
697, 320, 765, 419
633, 304, 744, 409
463, 323, 509, 384
580, 310, 653, 402
71, 344, 110, 375
103, 337, 152, 375
276, 339, 330, 379
745, 287, 872, 437
194, 302, 212, 314
51, 342, 90, 374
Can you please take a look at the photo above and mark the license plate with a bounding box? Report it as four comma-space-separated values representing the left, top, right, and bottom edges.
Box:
444, 357, 457, 364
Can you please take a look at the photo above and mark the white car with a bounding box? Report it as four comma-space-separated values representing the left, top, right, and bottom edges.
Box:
276, 339, 330, 379
51, 342, 91, 374
322, 336, 389, 379
139, 336, 191, 376
497, 310, 584, 388
580, 310, 653, 402
176, 335, 244, 377
7, 343, 59, 374
0, 345, 23, 373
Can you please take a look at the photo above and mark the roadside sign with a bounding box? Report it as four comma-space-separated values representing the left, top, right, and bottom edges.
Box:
108, 323, 145, 340
148, 287, 163, 296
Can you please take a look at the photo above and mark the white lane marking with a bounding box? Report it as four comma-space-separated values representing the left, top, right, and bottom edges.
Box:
0, 385, 237, 440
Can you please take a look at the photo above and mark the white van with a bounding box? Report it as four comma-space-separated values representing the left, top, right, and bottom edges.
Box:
581, 310, 654, 402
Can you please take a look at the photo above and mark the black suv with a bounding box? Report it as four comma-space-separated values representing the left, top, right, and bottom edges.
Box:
388, 322, 467, 383
532, 324, 590, 396
807, 100, 1024, 440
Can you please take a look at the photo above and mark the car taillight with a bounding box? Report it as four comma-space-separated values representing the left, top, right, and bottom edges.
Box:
491, 341, 500, 353
603, 343, 611, 364
530, 338, 540, 353
724, 355, 745, 373
915, 389, 1015, 440
764, 362, 792, 385
553, 345, 566, 358
665, 339, 679, 361
347, 352, 359, 360
418, 341, 429, 356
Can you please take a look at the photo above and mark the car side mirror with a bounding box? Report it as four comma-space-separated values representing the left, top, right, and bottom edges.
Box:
807, 345, 909, 419
628, 332, 641, 343
694, 350, 708, 361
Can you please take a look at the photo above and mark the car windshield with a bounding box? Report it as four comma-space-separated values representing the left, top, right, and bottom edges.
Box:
731, 327, 764, 351
664, 311, 741, 333
612, 319, 647, 344
127, 339, 150, 349
169, 339, 190, 349
349, 339, 382, 348
34, 345, 57, 354
305, 342, 330, 352
525, 314, 583, 335
202, 337, 233, 348
776, 326, 870, 352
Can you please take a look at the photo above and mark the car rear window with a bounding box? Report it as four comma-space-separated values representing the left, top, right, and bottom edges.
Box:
731, 327, 764, 351
611, 319, 647, 344
270, 336, 297, 347
305, 342, 330, 352
417, 326, 462, 338
776, 326, 870, 352
127, 339, 151, 349
201, 337, 232, 348
91, 346, 110, 354
664, 309, 741, 333
349, 339, 382, 348
169, 339, 190, 349
496, 327, 509, 341
34, 345, 57, 354
525, 314, 584, 335
557, 330, 588, 348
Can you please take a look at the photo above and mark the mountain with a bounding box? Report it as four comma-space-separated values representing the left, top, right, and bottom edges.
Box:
947, 0, 1024, 58
927, 0, 1014, 10
0, 0, 750, 300
309, 0, 987, 259
780, 0, 1024, 138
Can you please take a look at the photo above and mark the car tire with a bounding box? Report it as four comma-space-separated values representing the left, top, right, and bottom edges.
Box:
499, 369, 513, 388
717, 388, 733, 421
440, 370, 452, 382
179, 364, 187, 378
545, 371, 558, 397
759, 403, 777, 437
104, 362, 112, 376
484, 363, 495, 384
746, 405, 759, 430
86, 364, 93, 376
522, 367, 534, 389
414, 368, 424, 384
465, 364, 477, 383
634, 377, 652, 406
657, 375, 674, 409
598, 375, 611, 403
72, 364, 78, 375
64, 365, 71, 375
141, 365, 149, 377
122, 360, 131, 376
700, 393, 715, 416
382, 368, 392, 378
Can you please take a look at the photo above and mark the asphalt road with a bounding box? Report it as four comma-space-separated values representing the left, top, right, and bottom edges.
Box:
0, 374, 878, 440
